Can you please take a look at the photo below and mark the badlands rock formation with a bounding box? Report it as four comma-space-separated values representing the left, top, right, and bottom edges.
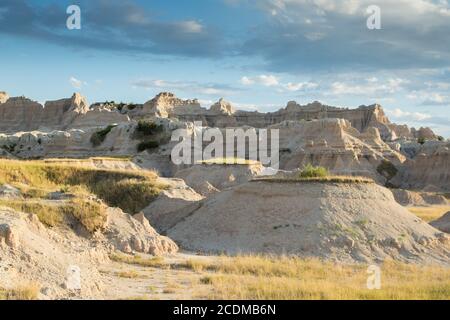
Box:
431, 212, 450, 233
165, 181, 449, 264
0, 93, 129, 133
391, 189, 448, 206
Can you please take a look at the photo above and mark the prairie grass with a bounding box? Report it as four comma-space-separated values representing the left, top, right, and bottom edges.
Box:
0, 283, 40, 300
252, 176, 374, 184
182, 255, 450, 300
116, 270, 140, 279
110, 252, 167, 268
408, 206, 450, 222
0, 198, 107, 231
0, 159, 166, 214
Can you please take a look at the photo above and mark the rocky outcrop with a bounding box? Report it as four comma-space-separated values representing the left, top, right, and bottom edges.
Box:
104, 209, 178, 255
0, 93, 129, 133
209, 98, 235, 115
141, 92, 203, 118
0, 91, 9, 104
430, 212, 450, 233
391, 189, 448, 206
143, 178, 204, 234
392, 141, 450, 191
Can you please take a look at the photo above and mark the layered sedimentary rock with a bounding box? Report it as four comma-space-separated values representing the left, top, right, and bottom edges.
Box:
392, 141, 450, 191
132, 93, 436, 142
0, 93, 129, 133
272, 119, 405, 182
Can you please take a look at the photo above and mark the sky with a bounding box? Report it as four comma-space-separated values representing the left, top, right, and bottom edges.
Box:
0, 0, 450, 136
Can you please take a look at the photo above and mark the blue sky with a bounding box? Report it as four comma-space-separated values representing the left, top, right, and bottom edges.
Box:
1, 0, 450, 136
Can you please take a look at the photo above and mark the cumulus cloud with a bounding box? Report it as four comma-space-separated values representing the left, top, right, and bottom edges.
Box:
237, 0, 450, 72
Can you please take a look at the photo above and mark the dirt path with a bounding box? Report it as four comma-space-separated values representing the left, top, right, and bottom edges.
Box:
95, 253, 214, 300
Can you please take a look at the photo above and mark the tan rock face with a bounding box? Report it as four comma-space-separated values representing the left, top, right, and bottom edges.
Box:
209, 98, 235, 115
0, 91, 9, 104
0, 93, 129, 133
392, 142, 450, 191
391, 189, 448, 206
431, 212, 450, 234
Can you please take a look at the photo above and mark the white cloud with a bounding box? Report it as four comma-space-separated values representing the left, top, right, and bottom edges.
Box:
69, 76, 84, 89
285, 81, 318, 91
132, 79, 237, 96
330, 78, 408, 96
386, 108, 431, 121
240, 76, 255, 85
178, 20, 203, 33
240, 75, 279, 86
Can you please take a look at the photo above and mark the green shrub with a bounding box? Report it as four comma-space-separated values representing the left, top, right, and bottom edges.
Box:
437, 136, 444, 142
90, 125, 117, 147
136, 120, 163, 136
376, 160, 398, 180
417, 137, 426, 145
137, 140, 159, 152
299, 164, 329, 178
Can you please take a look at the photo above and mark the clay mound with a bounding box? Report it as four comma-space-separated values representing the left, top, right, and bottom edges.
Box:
0, 207, 108, 299
174, 162, 263, 196
391, 189, 448, 206
143, 178, 204, 233
0, 204, 177, 299
166, 181, 449, 265
430, 212, 450, 233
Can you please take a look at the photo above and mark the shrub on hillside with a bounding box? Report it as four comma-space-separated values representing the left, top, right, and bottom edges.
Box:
137, 140, 159, 152
90, 124, 117, 147
376, 160, 398, 180
417, 137, 426, 145
299, 164, 329, 178
135, 120, 163, 136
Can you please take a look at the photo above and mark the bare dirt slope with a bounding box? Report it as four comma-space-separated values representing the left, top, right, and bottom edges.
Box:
166, 181, 450, 265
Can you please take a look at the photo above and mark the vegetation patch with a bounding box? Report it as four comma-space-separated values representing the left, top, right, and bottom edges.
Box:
0, 160, 166, 215
176, 255, 450, 300
0, 283, 40, 300
110, 252, 167, 268
299, 164, 329, 178
135, 120, 164, 137
408, 206, 450, 222
0, 198, 107, 231
252, 176, 374, 184
137, 140, 159, 153
376, 160, 398, 181
90, 124, 118, 147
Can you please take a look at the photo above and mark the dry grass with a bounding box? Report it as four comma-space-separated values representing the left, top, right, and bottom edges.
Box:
110, 252, 167, 268
116, 270, 140, 279
252, 176, 374, 184
180, 255, 450, 300
0, 159, 166, 214
0, 198, 107, 231
0, 283, 40, 300
408, 206, 450, 222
